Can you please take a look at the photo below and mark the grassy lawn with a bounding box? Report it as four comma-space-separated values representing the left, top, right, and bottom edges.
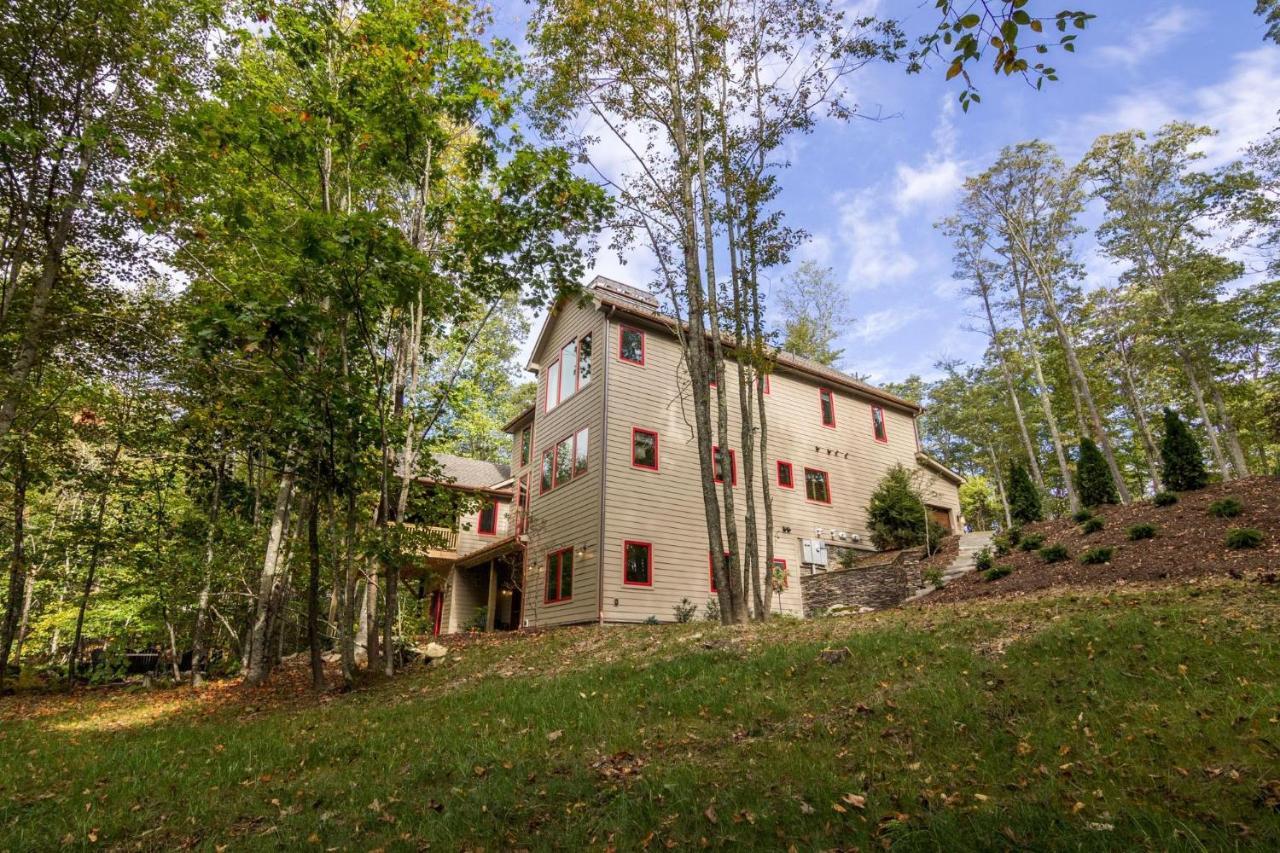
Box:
2, 579, 1279, 851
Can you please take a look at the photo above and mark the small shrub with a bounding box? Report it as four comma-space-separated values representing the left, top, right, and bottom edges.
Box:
1018, 533, 1045, 552
1127, 523, 1157, 541
1080, 546, 1113, 565
1038, 544, 1069, 563
1153, 491, 1178, 507
974, 546, 994, 571
1081, 517, 1105, 535
992, 535, 1012, 557
1007, 526, 1023, 546
704, 598, 721, 622
1208, 497, 1243, 519
983, 565, 1012, 581
1071, 509, 1094, 523
923, 566, 945, 589
643, 615, 660, 625
673, 598, 697, 623
1225, 528, 1264, 550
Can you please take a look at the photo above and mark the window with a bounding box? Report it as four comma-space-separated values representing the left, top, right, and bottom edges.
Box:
623, 540, 652, 587
554, 434, 574, 486
559, 340, 576, 405
477, 500, 497, 536
578, 334, 592, 387
574, 427, 589, 476
619, 325, 645, 365
819, 388, 836, 428
712, 446, 737, 486
759, 373, 770, 395
545, 547, 574, 603
542, 427, 589, 493
516, 475, 529, 534
519, 425, 532, 467
545, 359, 560, 412
804, 467, 831, 504
631, 428, 659, 470
708, 551, 729, 593
771, 558, 788, 590
871, 405, 888, 443
776, 460, 794, 489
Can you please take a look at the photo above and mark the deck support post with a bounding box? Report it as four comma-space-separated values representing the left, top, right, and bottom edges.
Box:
485, 560, 497, 632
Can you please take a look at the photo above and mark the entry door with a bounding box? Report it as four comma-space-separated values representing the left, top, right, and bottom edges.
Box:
927, 506, 953, 533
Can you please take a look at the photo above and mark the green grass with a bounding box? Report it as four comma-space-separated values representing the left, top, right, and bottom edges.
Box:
2, 582, 1279, 850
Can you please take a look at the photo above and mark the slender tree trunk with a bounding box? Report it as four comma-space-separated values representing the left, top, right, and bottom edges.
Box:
339, 490, 358, 686
0, 446, 28, 690
988, 446, 1014, 529
1014, 281, 1078, 513
1208, 384, 1249, 478
244, 464, 296, 687
307, 491, 325, 690
1115, 342, 1162, 494
69, 438, 123, 680
191, 452, 225, 688
163, 606, 181, 682
1174, 354, 1230, 478
976, 278, 1045, 490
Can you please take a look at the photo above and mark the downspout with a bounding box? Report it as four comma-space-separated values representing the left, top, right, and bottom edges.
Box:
597, 306, 614, 625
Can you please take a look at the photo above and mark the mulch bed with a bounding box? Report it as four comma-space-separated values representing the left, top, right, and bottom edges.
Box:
919, 475, 1280, 605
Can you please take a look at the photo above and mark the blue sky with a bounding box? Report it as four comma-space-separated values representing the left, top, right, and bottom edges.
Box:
502, 1, 1280, 384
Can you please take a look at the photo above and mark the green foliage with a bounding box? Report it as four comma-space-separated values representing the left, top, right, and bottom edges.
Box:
704, 599, 721, 623
673, 599, 697, 624
983, 565, 1012, 581
1007, 462, 1042, 524
992, 535, 1012, 557
974, 547, 994, 572
867, 464, 935, 551
1153, 491, 1179, 507
1225, 528, 1264, 549
958, 475, 999, 530
1071, 509, 1094, 523
1080, 547, 1113, 565
643, 615, 660, 626
467, 607, 489, 631
924, 566, 945, 588
1160, 408, 1209, 492
778, 263, 847, 367
1081, 517, 1104, 535
1075, 437, 1119, 507
1127, 523, 1157, 541
1019, 533, 1045, 552
1038, 544, 1069, 563
1207, 498, 1243, 519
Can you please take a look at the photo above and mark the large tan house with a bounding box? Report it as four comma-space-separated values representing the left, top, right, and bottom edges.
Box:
427, 276, 962, 634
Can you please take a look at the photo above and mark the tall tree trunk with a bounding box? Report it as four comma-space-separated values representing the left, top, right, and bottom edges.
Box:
1115, 341, 1162, 494
244, 464, 296, 687
339, 490, 358, 686
1175, 354, 1230, 478
163, 606, 181, 681
190, 452, 225, 688
975, 275, 1045, 490
307, 491, 324, 690
1208, 384, 1249, 478
988, 446, 1014, 529
0, 446, 28, 690
69, 438, 123, 680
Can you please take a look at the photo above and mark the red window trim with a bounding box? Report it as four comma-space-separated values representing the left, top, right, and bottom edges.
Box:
545, 357, 559, 413
871, 404, 889, 443
477, 499, 498, 536
516, 474, 529, 535
762, 374, 771, 395
776, 460, 794, 489
622, 540, 654, 587
804, 466, 833, 505
519, 424, 533, 467
631, 427, 660, 471
819, 387, 837, 429
772, 557, 789, 590
539, 448, 553, 495
618, 324, 646, 365
708, 550, 729, 593
712, 446, 737, 486
544, 547, 574, 604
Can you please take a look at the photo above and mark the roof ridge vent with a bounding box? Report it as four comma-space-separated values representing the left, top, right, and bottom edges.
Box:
589, 275, 660, 309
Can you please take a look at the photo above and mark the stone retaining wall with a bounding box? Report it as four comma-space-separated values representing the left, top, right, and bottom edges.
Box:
800, 549, 925, 616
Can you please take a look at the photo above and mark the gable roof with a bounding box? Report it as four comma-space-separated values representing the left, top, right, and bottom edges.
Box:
916, 452, 965, 486
426, 454, 511, 492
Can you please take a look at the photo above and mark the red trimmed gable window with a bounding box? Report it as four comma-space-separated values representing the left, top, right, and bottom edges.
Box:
619, 325, 645, 365
478, 500, 498, 536
819, 388, 836, 428
776, 460, 794, 489
871, 405, 888, 443
712, 446, 737, 485
632, 428, 659, 470
708, 551, 730, 593
623, 541, 653, 586
545, 358, 560, 413
545, 547, 574, 603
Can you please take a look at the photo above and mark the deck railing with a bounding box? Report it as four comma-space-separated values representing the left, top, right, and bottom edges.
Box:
394, 523, 458, 555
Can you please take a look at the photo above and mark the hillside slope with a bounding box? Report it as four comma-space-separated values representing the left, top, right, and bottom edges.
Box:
2, 581, 1278, 850
925, 476, 1279, 605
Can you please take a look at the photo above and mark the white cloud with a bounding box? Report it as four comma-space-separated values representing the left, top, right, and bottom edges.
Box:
1093, 5, 1198, 70
851, 306, 924, 343
837, 190, 918, 288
